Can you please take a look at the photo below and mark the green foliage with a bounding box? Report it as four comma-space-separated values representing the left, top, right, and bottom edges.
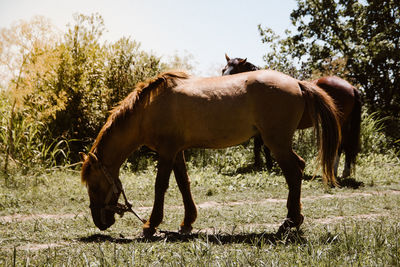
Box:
0, 98, 72, 175
163, 50, 196, 73
259, 0, 400, 146
0, 13, 168, 172
360, 111, 394, 155
258, 25, 310, 79
0, 91, 10, 161
43, 14, 166, 161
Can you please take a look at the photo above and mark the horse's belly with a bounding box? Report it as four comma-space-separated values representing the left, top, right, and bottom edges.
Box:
179, 105, 257, 148
187, 125, 257, 149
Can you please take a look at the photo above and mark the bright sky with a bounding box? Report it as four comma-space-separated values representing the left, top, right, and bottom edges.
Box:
0, 0, 298, 76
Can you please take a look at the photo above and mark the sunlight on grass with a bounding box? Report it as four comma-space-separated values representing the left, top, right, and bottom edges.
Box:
0, 152, 399, 265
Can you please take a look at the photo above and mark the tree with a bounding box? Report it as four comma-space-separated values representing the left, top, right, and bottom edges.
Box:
0, 13, 197, 171
48, 13, 109, 150
105, 37, 164, 109
259, 0, 400, 144
164, 50, 196, 73
0, 13, 168, 171
0, 16, 60, 173
258, 25, 309, 79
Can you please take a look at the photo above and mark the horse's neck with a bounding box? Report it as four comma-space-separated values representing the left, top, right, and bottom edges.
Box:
95, 124, 141, 171
246, 63, 259, 71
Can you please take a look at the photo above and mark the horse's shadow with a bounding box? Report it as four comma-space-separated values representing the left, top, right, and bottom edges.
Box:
303, 174, 364, 189
229, 163, 281, 175
337, 177, 364, 188
77, 229, 306, 246
230, 167, 364, 190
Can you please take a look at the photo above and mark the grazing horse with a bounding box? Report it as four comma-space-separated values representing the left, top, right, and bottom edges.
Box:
80, 70, 341, 237
223, 54, 361, 178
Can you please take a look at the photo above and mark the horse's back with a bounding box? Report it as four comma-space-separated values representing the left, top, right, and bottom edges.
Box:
179, 70, 305, 130
244, 70, 305, 133
141, 70, 305, 151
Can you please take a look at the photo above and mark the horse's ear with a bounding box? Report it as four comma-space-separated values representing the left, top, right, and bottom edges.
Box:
88, 152, 99, 165
239, 58, 247, 65
225, 53, 230, 62
79, 152, 87, 162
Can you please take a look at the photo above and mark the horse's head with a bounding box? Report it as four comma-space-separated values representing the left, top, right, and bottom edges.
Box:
222, 54, 260, 76
222, 54, 248, 75
80, 152, 119, 230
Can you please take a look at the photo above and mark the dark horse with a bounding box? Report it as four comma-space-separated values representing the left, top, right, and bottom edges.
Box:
80, 70, 341, 237
223, 54, 361, 178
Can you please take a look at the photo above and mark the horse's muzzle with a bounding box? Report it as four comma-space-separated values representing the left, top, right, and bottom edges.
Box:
222, 66, 234, 76
90, 205, 115, 230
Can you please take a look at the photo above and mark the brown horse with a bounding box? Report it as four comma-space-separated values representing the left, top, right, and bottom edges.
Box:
80, 70, 341, 237
223, 54, 361, 178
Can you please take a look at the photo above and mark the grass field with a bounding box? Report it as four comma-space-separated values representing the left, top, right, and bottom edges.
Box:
1, 151, 399, 266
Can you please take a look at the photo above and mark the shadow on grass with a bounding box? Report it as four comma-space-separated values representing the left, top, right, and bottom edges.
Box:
235, 164, 258, 174
227, 163, 281, 175
77, 229, 306, 246
77, 233, 134, 244
337, 177, 364, 189
303, 174, 323, 182
303, 174, 364, 189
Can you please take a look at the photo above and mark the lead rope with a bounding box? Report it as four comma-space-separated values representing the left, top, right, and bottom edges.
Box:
100, 164, 146, 224
119, 186, 147, 223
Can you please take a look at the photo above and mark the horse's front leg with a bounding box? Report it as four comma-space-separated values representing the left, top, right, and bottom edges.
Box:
142, 156, 174, 238
173, 151, 197, 234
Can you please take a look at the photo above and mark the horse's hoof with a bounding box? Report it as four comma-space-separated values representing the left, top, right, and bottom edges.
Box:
277, 214, 304, 234
342, 169, 350, 178
295, 214, 304, 230
179, 225, 193, 235
142, 225, 156, 238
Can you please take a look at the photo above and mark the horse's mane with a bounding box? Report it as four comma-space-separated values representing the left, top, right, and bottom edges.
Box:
90, 70, 190, 156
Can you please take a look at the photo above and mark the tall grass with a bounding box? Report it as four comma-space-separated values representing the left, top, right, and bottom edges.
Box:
360, 111, 393, 155
0, 99, 73, 177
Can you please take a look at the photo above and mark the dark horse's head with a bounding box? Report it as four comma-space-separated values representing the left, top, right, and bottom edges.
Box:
222, 54, 259, 75
80, 152, 119, 230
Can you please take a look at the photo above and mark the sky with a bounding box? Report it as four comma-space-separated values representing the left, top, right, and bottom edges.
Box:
0, 0, 298, 76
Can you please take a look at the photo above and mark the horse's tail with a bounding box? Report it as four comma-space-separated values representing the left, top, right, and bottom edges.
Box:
298, 81, 342, 186
342, 88, 362, 173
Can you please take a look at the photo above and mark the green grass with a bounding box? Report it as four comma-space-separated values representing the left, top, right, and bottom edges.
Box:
1, 152, 400, 266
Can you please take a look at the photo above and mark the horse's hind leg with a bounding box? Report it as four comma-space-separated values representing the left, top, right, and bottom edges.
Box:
253, 135, 263, 170
143, 156, 174, 238
342, 157, 351, 178
340, 125, 350, 178
173, 151, 197, 234
263, 145, 274, 171
333, 147, 342, 178
265, 139, 305, 232
254, 134, 274, 171
276, 150, 305, 232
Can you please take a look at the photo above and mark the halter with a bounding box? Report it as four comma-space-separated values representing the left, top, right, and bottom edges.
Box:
92, 161, 146, 225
